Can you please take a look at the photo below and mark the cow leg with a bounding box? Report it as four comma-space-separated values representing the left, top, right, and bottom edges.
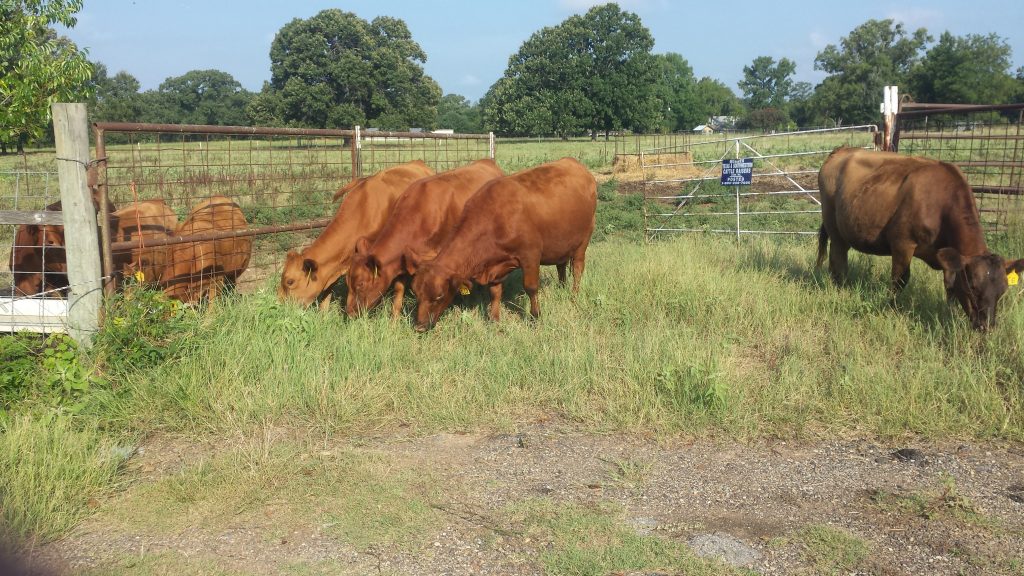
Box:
570, 244, 588, 294
556, 263, 567, 286
523, 263, 542, 319
828, 238, 850, 285
391, 278, 406, 319
488, 283, 503, 322
890, 245, 914, 297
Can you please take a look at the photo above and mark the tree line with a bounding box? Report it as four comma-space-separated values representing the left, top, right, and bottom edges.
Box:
3, 1, 1024, 152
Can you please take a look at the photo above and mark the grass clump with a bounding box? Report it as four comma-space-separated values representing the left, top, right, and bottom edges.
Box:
793, 524, 870, 575
0, 412, 127, 551
507, 499, 739, 576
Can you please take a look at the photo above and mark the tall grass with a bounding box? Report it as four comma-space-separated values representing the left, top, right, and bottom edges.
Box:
0, 412, 126, 550
105, 234, 1024, 441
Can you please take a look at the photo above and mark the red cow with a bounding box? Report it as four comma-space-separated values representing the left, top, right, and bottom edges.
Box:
817, 147, 1024, 331
278, 161, 435, 309
161, 196, 251, 303
411, 157, 597, 331
346, 159, 504, 317
8, 202, 67, 297
111, 199, 179, 286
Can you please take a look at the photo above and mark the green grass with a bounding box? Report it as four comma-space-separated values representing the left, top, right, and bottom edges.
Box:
0, 412, 128, 550
86, 233, 1024, 442
507, 498, 740, 575
792, 524, 870, 575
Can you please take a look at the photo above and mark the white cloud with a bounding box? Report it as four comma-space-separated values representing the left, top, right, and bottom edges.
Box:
809, 31, 829, 49
461, 74, 481, 86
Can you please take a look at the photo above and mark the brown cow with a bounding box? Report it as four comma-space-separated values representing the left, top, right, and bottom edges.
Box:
410, 157, 597, 331
278, 160, 435, 309
817, 147, 1024, 331
111, 199, 179, 285
8, 201, 67, 297
161, 196, 251, 303
346, 159, 505, 318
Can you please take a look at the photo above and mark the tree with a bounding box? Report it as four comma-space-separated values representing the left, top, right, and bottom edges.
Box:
809, 19, 931, 126
694, 77, 743, 119
268, 9, 441, 129
0, 0, 93, 153
484, 2, 658, 138
88, 62, 143, 123
246, 82, 285, 127
738, 56, 796, 110
651, 53, 702, 132
909, 32, 1017, 104
436, 94, 482, 133
155, 69, 252, 126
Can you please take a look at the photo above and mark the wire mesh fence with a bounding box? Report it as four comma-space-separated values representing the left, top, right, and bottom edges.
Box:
894, 103, 1024, 234
92, 123, 494, 300
1, 168, 70, 333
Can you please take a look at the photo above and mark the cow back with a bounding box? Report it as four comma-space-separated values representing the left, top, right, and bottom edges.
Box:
112, 199, 179, 284
162, 196, 251, 302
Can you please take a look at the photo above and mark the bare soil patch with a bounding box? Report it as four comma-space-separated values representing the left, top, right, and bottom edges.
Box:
27, 425, 1024, 575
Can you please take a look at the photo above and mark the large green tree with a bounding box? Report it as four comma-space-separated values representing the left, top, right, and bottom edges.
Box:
88, 63, 143, 123
436, 94, 482, 133
268, 9, 441, 130
694, 77, 743, 119
909, 32, 1017, 104
809, 19, 930, 126
738, 56, 796, 110
153, 69, 252, 126
651, 52, 702, 132
484, 2, 658, 138
0, 0, 93, 153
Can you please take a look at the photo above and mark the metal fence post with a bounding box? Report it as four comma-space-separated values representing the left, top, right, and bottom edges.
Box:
52, 103, 102, 346
353, 125, 362, 178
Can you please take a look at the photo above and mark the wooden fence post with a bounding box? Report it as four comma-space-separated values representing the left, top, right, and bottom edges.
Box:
52, 103, 102, 346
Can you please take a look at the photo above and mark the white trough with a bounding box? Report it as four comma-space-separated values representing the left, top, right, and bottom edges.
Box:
0, 296, 68, 334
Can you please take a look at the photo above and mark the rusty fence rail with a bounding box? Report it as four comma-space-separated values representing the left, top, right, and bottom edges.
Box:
92, 122, 495, 296
894, 103, 1024, 234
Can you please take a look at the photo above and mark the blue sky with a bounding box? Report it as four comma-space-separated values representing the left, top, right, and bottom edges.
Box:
58, 0, 1024, 103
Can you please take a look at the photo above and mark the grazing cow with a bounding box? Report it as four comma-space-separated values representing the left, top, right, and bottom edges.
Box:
278, 160, 435, 309
346, 159, 505, 318
817, 147, 1024, 331
111, 199, 179, 285
8, 202, 67, 297
411, 157, 597, 331
161, 196, 251, 303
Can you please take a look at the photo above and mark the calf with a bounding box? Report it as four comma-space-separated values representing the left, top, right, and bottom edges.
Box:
111, 199, 178, 285
411, 157, 597, 331
161, 196, 251, 303
8, 202, 67, 297
817, 146, 1024, 331
278, 161, 435, 309
346, 159, 504, 317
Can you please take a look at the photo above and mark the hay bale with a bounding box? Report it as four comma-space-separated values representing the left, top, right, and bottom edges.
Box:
612, 152, 701, 181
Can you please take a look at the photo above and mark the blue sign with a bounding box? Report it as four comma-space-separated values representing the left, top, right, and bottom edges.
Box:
721, 158, 753, 186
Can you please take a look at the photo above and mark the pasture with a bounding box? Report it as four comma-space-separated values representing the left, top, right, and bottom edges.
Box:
2, 136, 1024, 574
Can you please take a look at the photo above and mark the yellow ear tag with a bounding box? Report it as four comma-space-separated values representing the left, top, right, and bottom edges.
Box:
459, 285, 471, 296
1008, 270, 1019, 286
133, 270, 145, 283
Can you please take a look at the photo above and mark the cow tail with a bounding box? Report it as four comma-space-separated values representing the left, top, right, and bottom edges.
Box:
815, 225, 828, 269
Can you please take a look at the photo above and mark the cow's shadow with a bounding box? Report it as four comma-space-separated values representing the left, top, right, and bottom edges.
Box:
734, 241, 957, 332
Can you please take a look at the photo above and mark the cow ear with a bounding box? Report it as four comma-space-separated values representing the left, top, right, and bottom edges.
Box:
1005, 258, 1024, 274
24, 225, 41, 243
365, 255, 380, 278
354, 236, 370, 255
937, 247, 964, 291
451, 277, 472, 296
302, 258, 318, 280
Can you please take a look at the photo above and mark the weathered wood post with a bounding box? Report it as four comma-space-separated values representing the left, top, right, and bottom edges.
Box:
52, 103, 102, 346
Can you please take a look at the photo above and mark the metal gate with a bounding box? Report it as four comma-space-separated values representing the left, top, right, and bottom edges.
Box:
893, 102, 1024, 233
642, 126, 877, 239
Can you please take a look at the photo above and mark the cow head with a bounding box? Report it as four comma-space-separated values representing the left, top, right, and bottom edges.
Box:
937, 247, 1024, 331
345, 238, 391, 317
411, 262, 468, 331
278, 249, 324, 307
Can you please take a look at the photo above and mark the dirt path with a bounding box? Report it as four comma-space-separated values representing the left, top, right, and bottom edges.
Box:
30, 425, 1024, 575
